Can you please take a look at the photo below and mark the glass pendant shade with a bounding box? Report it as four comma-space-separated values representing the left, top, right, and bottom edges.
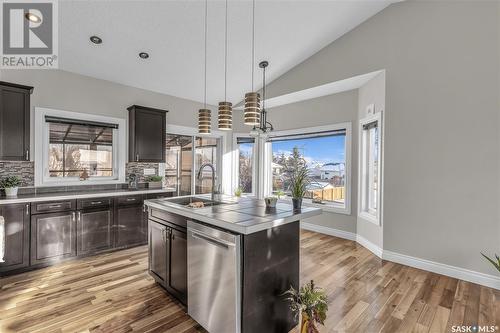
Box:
218, 101, 232, 130
244, 92, 260, 126
198, 109, 211, 134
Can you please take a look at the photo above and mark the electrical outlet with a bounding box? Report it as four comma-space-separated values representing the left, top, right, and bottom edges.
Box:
143, 168, 156, 175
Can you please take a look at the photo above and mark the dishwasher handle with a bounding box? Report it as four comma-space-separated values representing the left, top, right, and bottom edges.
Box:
189, 230, 235, 249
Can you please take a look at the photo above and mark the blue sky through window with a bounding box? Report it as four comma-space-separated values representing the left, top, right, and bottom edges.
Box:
272, 135, 345, 166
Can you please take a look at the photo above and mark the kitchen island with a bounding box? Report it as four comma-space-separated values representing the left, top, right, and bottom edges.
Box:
144, 195, 322, 333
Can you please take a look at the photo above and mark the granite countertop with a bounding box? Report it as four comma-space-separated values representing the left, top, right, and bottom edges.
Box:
144, 195, 322, 235
0, 187, 176, 204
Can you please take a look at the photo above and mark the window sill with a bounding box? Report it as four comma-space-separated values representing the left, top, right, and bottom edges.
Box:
358, 211, 380, 225
278, 198, 350, 215
39, 179, 124, 187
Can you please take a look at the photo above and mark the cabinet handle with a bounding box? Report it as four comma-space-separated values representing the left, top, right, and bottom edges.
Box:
25, 204, 29, 216
25, 149, 29, 161
48, 204, 62, 209
72, 212, 76, 222
136, 154, 139, 162
126, 198, 136, 202
143, 205, 146, 213
77, 211, 81, 222
90, 201, 102, 205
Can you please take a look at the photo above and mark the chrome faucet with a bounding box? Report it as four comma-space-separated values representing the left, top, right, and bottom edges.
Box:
197, 163, 216, 201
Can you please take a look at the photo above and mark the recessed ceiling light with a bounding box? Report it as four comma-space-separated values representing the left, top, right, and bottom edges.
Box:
90, 36, 103, 44
139, 52, 149, 59
25, 12, 42, 23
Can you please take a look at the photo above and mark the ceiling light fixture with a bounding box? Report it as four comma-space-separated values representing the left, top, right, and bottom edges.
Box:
243, 0, 260, 126
25, 12, 41, 23
139, 52, 149, 59
198, 0, 211, 135
249, 60, 274, 137
89, 36, 102, 44
217, 0, 232, 131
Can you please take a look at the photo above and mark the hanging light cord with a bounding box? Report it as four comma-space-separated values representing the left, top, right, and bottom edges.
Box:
251, 0, 255, 91
224, 0, 228, 102
203, 0, 208, 109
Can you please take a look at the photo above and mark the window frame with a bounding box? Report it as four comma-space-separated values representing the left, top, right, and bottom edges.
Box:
358, 112, 383, 225
264, 122, 352, 215
35, 107, 126, 186
232, 133, 257, 197
166, 124, 225, 196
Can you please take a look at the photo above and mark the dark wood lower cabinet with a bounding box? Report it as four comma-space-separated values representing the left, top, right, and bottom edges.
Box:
0, 203, 30, 273
30, 211, 77, 265
167, 227, 187, 304
77, 209, 113, 255
115, 203, 145, 248
149, 221, 168, 284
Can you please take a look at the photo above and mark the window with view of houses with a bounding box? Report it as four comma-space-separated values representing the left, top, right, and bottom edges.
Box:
268, 126, 349, 211
236, 137, 255, 194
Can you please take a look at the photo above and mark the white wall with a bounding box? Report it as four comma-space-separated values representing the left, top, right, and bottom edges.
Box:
234, 90, 359, 233
261, 1, 500, 276
357, 72, 385, 248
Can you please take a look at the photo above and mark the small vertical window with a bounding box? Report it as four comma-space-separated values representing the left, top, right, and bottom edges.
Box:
359, 113, 382, 224
236, 137, 255, 194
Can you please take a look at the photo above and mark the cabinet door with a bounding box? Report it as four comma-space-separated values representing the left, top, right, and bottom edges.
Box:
130, 108, 166, 162
0, 203, 30, 273
31, 212, 76, 265
0, 85, 30, 161
149, 221, 167, 285
115, 205, 144, 248
77, 209, 113, 255
168, 227, 187, 304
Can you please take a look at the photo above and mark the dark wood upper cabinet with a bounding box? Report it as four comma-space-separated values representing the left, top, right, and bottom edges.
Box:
0, 203, 30, 274
128, 105, 167, 163
0, 81, 33, 161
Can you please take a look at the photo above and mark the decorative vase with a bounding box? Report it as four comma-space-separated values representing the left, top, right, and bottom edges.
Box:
5, 187, 18, 197
264, 196, 277, 208
292, 197, 302, 210
300, 312, 319, 333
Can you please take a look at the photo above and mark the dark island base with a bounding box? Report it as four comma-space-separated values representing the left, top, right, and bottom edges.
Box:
241, 221, 299, 333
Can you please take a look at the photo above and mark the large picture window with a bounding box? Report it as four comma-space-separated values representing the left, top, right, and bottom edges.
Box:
266, 123, 351, 213
359, 113, 382, 224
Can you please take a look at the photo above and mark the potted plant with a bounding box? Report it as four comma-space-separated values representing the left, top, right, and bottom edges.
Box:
264, 196, 278, 208
1, 176, 21, 197
276, 190, 285, 200
146, 175, 163, 189
289, 166, 310, 210
234, 187, 243, 197
283, 280, 328, 333
481, 252, 500, 272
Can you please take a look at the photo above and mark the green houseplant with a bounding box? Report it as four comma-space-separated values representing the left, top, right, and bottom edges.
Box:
146, 175, 163, 189
283, 280, 328, 333
0, 176, 21, 197
234, 187, 243, 197
481, 252, 500, 273
284, 148, 310, 210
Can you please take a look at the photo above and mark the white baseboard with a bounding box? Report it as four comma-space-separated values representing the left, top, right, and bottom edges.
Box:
383, 250, 500, 290
300, 222, 356, 241
300, 224, 500, 290
356, 234, 383, 258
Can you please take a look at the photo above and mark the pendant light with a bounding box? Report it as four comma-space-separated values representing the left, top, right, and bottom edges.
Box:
218, 0, 232, 130
249, 60, 274, 137
244, 0, 260, 126
198, 0, 211, 135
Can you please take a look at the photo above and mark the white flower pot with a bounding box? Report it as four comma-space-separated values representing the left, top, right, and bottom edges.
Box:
4, 187, 18, 197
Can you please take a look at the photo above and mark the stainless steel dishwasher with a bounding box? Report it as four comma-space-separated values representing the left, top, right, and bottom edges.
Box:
187, 221, 241, 333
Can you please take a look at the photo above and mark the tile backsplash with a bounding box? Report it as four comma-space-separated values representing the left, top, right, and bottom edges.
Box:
0, 161, 34, 187
126, 162, 160, 182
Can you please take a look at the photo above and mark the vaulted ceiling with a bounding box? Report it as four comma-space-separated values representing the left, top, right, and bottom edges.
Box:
59, 0, 397, 105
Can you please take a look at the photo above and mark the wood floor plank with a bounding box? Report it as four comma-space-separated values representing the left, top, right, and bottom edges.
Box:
0, 230, 498, 333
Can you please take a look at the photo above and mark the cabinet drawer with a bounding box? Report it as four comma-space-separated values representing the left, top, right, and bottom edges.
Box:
149, 209, 187, 230
77, 197, 112, 210
32, 200, 75, 214
116, 195, 143, 206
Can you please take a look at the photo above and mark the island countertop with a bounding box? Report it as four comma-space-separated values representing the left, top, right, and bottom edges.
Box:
144, 195, 322, 234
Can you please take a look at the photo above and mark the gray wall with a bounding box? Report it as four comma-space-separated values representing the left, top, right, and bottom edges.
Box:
234, 90, 359, 234
357, 72, 385, 247
262, 1, 499, 275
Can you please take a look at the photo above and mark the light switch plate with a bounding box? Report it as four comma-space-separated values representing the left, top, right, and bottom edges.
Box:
143, 168, 156, 175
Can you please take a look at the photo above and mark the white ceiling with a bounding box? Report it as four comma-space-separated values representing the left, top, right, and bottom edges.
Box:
59, 1, 396, 106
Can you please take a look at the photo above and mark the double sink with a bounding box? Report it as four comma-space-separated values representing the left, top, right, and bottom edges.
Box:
167, 196, 235, 208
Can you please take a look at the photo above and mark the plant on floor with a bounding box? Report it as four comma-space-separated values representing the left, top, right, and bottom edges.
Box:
481, 252, 500, 272
283, 280, 328, 333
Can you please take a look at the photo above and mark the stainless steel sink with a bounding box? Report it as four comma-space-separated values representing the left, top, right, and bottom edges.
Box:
167, 196, 232, 207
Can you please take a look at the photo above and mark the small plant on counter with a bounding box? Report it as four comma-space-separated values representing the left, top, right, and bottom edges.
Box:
276, 190, 285, 200
234, 187, 243, 197
146, 175, 163, 189
0, 176, 21, 197
283, 280, 328, 333
481, 252, 500, 273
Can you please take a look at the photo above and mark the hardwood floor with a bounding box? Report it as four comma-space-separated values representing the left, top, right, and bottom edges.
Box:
0, 230, 498, 332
